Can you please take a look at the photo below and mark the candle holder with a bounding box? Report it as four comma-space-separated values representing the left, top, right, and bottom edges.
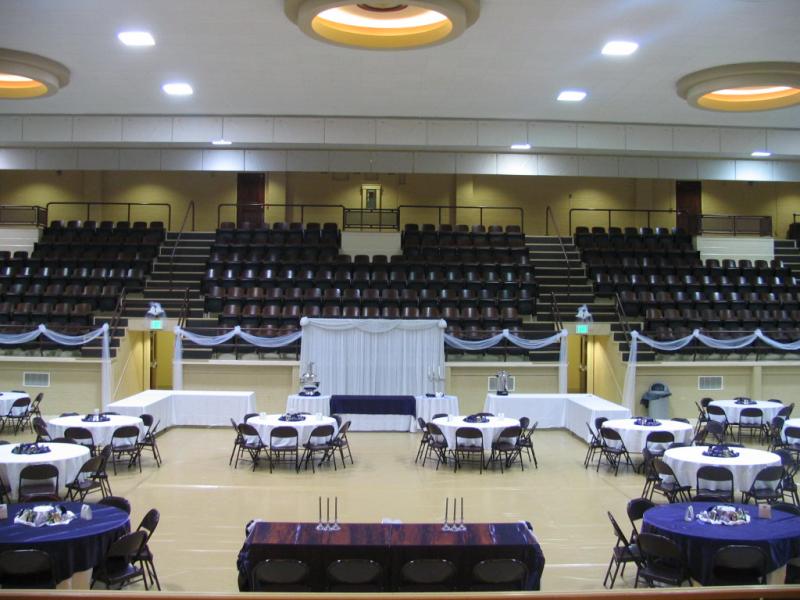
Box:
441, 497, 466, 532
427, 365, 445, 396
315, 495, 340, 531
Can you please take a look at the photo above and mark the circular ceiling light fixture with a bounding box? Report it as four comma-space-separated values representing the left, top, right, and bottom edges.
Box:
0, 48, 70, 99
677, 62, 800, 112
284, 0, 480, 50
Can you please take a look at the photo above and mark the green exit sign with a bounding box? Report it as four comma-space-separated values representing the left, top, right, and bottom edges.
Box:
576, 323, 589, 335
149, 319, 163, 330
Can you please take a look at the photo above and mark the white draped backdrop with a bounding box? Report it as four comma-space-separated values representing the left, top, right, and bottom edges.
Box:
299, 318, 444, 396
622, 328, 800, 411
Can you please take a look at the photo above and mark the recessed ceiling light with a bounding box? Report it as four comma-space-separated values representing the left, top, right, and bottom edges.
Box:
751, 151, 772, 157
510, 143, 531, 150
601, 41, 638, 56
557, 90, 587, 102
0, 48, 70, 99
212, 139, 232, 146
117, 31, 155, 46
162, 82, 193, 96
284, 0, 480, 50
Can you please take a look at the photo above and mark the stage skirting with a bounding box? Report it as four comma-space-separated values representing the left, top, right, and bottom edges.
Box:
484, 393, 630, 443
108, 390, 256, 429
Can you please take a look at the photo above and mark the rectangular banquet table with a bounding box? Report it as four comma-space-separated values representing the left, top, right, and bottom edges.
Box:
328, 395, 416, 432
107, 390, 256, 429
237, 521, 545, 591
484, 393, 630, 443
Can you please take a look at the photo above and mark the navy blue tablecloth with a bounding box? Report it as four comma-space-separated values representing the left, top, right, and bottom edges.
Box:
643, 502, 800, 585
330, 395, 416, 416
0, 502, 130, 583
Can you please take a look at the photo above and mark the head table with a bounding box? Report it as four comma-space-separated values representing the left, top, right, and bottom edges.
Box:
0, 442, 89, 501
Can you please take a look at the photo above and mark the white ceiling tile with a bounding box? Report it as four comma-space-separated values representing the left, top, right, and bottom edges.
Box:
23, 117, 72, 142
0, 117, 23, 143
122, 117, 173, 142
0, 148, 35, 169
413, 152, 456, 174
275, 118, 324, 144
657, 158, 698, 179
325, 119, 376, 145
698, 159, 735, 180
245, 150, 287, 171
371, 151, 413, 173
477, 121, 527, 147
73, 116, 122, 142
427, 121, 477, 147
78, 149, 120, 170
625, 125, 672, 152
223, 117, 274, 144
497, 154, 537, 176
161, 149, 203, 171
329, 151, 372, 172
375, 119, 427, 146
577, 124, 626, 150
619, 157, 658, 178
529, 122, 577, 148
735, 160, 772, 181
202, 150, 244, 171
119, 149, 161, 170
287, 150, 328, 171
538, 155, 578, 176
672, 127, 720, 153
767, 130, 800, 156
35, 148, 78, 169
172, 117, 223, 143
720, 128, 767, 154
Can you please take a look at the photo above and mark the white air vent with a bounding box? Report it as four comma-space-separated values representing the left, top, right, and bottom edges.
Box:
698, 376, 723, 391
23, 372, 50, 387
488, 376, 516, 392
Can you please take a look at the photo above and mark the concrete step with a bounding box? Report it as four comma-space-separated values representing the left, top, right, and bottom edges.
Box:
526, 236, 572, 244
165, 232, 216, 242
158, 247, 212, 257
143, 289, 202, 300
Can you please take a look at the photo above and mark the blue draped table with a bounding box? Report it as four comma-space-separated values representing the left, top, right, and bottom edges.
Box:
237, 521, 545, 591
643, 502, 800, 585
0, 501, 130, 583
329, 395, 416, 416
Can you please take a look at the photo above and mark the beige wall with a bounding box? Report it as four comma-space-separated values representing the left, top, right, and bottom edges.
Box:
448, 364, 560, 414
2, 169, 797, 236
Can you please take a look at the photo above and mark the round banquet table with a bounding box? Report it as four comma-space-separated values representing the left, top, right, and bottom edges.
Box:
0, 442, 90, 501
709, 399, 784, 424
247, 414, 338, 447
432, 415, 521, 451
781, 418, 800, 443
663, 446, 781, 493
0, 391, 29, 415
642, 502, 800, 585
0, 501, 130, 585
601, 418, 693, 453
48, 414, 145, 447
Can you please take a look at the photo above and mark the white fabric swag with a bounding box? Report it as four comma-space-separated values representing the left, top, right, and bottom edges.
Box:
0, 323, 112, 407
172, 325, 303, 389
622, 328, 800, 411
299, 318, 445, 396
444, 329, 569, 393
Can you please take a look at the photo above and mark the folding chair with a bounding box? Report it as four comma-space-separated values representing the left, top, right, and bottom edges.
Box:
110, 425, 142, 474
138, 414, 162, 467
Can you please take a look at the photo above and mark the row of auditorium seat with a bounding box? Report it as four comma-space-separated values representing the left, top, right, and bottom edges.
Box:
642, 307, 800, 330
575, 225, 691, 243
216, 303, 524, 328
401, 224, 524, 248
595, 273, 797, 297
216, 222, 340, 247
205, 287, 536, 315
587, 257, 791, 278
0, 268, 146, 292
41, 220, 164, 245
619, 290, 800, 317
0, 283, 122, 311
0, 301, 95, 326
0, 250, 154, 271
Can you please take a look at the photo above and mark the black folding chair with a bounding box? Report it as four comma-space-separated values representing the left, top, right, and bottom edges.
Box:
597, 427, 635, 475
488, 425, 523, 472
452, 427, 484, 473
110, 425, 142, 474
268, 426, 299, 473
91, 530, 148, 590
0, 549, 56, 589
138, 414, 162, 467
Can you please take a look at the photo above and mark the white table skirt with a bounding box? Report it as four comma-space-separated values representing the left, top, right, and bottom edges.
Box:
709, 400, 784, 424
107, 390, 256, 429
286, 394, 331, 415
663, 446, 781, 492
601, 418, 693, 453
0, 392, 29, 416
48, 415, 145, 447
335, 414, 413, 432
432, 416, 520, 451
246, 414, 337, 446
0, 442, 90, 500
484, 393, 631, 443
412, 395, 460, 432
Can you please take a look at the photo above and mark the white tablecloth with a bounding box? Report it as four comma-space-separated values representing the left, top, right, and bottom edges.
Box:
709, 400, 784, 424
601, 418, 693, 453
48, 415, 145, 447
0, 442, 89, 500
286, 394, 330, 415
0, 392, 29, 416
107, 390, 256, 429
432, 416, 520, 451
484, 393, 631, 443
246, 414, 337, 446
663, 446, 781, 492
411, 395, 460, 432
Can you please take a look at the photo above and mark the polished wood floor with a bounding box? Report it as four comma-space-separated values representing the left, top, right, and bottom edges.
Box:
16, 425, 660, 592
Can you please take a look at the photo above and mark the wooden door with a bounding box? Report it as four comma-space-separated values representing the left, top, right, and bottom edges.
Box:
676, 180, 701, 235
237, 173, 266, 227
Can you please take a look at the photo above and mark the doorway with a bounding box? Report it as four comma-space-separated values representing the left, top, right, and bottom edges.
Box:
676, 180, 701, 235
237, 172, 266, 227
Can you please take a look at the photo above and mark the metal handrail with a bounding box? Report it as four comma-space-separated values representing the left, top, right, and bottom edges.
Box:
45, 202, 172, 229
0, 205, 47, 227
107, 288, 128, 343
696, 213, 772, 236
549, 291, 563, 331
168, 201, 195, 293
614, 292, 633, 346
177, 287, 190, 329
397, 204, 525, 229
545, 206, 572, 300
568, 207, 681, 233
216, 203, 346, 227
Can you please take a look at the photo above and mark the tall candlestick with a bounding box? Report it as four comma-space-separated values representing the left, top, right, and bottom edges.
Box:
444, 498, 449, 523
318, 496, 322, 523
460, 497, 464, 524
327, 497, 330, 524
452, 497, 457, 523
335, 497, 338, 523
